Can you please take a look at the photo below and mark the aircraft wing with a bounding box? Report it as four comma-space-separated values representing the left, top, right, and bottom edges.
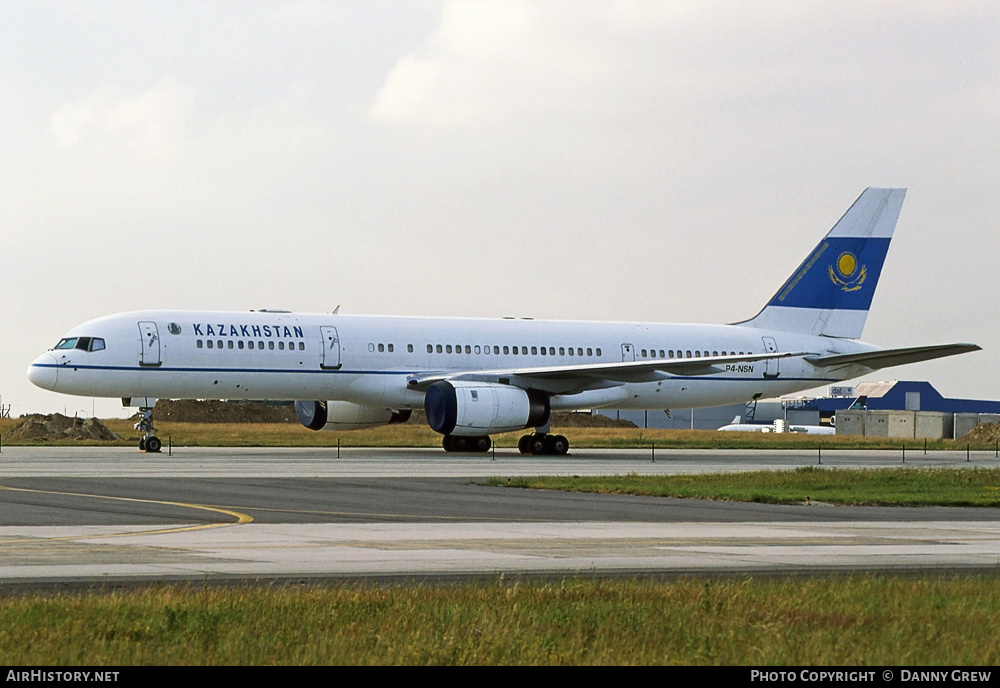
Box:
805, 343, 980, 371
406, 350, 807, 394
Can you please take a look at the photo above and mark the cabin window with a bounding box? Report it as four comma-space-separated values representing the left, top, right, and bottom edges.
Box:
596, 348, 602, 356
217, 340, 223, 349
268, 341, 274, 350
493, 346, 500, 354
377, 343, 384, 352
280, 341, 286, 350
238, 341, 244, 350
587, 348, 593, 357
207, 340, 213, 349
408, 344, 413, 353
248, 341, 254, 350
227, 340, 234, 349
465, 345, 471, 354
300, 342, 305, 351
474, 345, 481, 354
568, 348, 574, 356
197, 340, 203, 349
531, 346, 537, 355
559, 347, 565, 355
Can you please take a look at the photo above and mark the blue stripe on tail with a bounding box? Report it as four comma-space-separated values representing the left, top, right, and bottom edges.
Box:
768, 236, 891, 311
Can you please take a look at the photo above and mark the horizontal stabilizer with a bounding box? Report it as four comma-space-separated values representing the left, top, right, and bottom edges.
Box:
806, 343, 980, 370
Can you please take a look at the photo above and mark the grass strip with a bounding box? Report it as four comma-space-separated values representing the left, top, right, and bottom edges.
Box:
488, 467, 1000, 507
1, 577, 998, 665
3, 418, 1000, 450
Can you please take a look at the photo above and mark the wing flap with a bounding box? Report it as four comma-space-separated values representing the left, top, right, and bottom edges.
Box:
407, 350, 806, 392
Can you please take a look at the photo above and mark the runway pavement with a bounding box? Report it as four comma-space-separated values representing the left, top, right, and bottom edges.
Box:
1, 446, 998, 586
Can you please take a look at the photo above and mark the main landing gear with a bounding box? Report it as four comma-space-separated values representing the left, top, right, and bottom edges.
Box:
134, 405, 162, 453
517, 433, 569, 456
440, 432, 570, 455
442, 435, 492, 453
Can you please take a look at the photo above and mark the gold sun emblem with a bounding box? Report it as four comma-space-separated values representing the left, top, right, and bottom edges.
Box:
828, 251, 866, 291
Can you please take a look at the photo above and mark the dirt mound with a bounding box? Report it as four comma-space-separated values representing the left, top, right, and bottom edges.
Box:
143, 401, 636, 428
961, 422, 1000, 443
151, 400, 297, 423
550, 412, 638, 428
8, 414, 121, 441
403, 410, 636, 429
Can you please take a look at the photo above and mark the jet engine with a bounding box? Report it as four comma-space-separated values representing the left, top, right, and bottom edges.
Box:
424, 381, 550, 436
295, 400, 411, 431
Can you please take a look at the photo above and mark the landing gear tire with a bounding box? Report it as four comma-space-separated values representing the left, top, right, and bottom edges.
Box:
138, 437, 146, 451
443, 435, 491, 453
144, 436, 162, 453
518, 432, 569, 456
547, 434, 569, 456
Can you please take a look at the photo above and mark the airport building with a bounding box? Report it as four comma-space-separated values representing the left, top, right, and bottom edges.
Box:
597, 380, 1000, 439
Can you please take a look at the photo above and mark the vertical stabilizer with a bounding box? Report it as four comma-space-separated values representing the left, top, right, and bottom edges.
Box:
738, 188, 906, 339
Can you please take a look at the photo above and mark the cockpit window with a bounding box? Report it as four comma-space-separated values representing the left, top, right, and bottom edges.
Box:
54, 337, 105, 352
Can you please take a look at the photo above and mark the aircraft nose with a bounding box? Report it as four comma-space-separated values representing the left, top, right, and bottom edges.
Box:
27, 353, 59, 391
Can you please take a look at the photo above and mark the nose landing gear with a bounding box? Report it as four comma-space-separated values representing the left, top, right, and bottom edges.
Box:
134, 404, 161, 453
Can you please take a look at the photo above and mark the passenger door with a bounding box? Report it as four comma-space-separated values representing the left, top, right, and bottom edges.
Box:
762, 336, 779, 378
138, 321, 161, 367
320, 326, 342, 369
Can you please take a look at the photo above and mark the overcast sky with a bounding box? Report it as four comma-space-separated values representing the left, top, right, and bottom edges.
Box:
3, 1, 997, 418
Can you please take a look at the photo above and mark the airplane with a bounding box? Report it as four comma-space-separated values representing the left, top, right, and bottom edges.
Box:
717, 416, 836, 435
717, 416, 774, 433
27, 188, 980, 454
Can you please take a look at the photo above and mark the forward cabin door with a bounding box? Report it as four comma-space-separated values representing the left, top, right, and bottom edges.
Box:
621, 343, 635, 362
138, 321, 161, 367
320, 326, 342, 370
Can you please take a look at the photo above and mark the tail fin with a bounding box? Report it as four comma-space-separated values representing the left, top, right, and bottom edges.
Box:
738, 187, 906, 339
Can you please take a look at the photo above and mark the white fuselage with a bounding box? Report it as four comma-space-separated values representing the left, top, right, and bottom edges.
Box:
28, 309, 876, 412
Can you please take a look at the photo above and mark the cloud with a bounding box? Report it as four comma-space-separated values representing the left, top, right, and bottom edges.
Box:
50, 79, 195, 161
369, 1, 608, 128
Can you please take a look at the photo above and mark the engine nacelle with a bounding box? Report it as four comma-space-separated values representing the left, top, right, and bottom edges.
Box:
424, 381, 550, 436
295, 400, 412, 431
